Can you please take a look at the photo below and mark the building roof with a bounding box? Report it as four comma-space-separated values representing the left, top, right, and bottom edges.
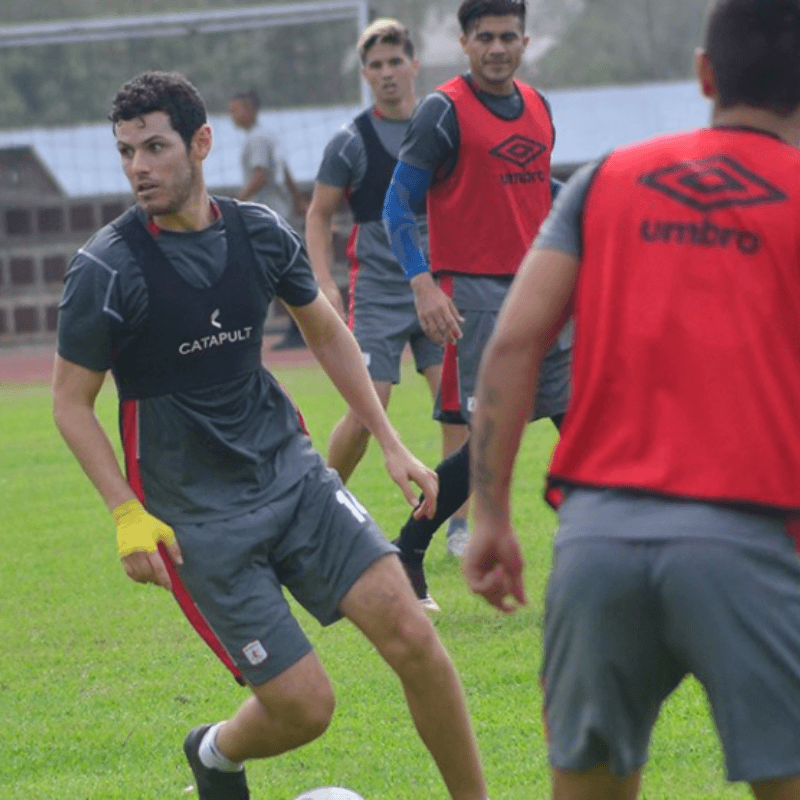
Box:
548, 80, 711, 169
0, 80, 711, 198
0, 144, 65, 198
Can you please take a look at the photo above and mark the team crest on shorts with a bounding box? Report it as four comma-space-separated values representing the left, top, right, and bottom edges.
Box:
242, 639, 269, 666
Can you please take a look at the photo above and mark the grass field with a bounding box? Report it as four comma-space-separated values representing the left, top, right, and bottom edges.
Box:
0, 363, 750, 799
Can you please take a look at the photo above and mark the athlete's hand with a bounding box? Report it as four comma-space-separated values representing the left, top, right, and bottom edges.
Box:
410, 272, 464, 346
463, 519, 527, 614
381, 440, 439, 520
112, 498, 183, 591
319, 277, 346, 320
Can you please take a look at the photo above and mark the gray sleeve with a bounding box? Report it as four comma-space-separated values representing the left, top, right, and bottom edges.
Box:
398, 93, 458, 176
57, 229, 147, 372
315, 126, 366, 191
239, 204, 318, 308
534, 161, 601, 258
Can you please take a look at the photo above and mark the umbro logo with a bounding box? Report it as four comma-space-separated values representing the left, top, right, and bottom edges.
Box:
639, 155, 786, 213
490, 135, 546, 168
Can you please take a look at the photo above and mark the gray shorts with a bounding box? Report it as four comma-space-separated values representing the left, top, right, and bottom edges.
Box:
543, 488, 800, 783
351, 288, 442, 384
433, 273, 571, 424
174, 458, 395, 685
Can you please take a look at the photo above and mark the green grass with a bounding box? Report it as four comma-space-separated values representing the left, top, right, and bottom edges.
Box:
0, 366, 749, 799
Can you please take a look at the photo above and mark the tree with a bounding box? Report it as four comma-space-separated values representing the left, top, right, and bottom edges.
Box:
0, 4, 363, 127
536, 0, 705, 87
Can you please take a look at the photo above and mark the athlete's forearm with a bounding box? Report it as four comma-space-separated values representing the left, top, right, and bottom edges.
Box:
53, 393, 135, 512
383, 161, 432, 279
319, 324, 400, 447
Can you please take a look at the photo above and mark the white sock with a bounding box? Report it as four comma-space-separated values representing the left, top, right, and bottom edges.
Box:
198, 722, 244, 772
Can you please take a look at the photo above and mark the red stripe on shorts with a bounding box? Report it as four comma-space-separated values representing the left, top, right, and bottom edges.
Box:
438, 274, 461, 414
120, 398, 246, 686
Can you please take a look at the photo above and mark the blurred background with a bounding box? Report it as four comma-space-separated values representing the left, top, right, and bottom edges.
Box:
0, 0, 707, 345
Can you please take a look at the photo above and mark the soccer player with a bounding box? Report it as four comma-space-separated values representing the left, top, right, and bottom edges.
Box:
467, 1, 800, 797
383, 0, 570, 594
306, 19, 465, 529
52, 71, 488, 800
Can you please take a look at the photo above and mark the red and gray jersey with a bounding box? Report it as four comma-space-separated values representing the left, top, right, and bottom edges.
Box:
545, 127, 800, 513
426, 75, 554, 276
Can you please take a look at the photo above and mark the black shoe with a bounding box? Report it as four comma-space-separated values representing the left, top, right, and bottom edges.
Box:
393, 539, 441, 613
183, 724, 250, 800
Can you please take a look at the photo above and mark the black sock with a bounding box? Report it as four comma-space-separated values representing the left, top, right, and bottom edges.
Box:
395, 415, 562, 563
395, 440, 471, 564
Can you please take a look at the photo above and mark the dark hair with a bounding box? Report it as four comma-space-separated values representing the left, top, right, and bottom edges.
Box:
457, 0, 526, 34
705, 0, 800, 114
230, 89, 260, 110
109, 71, 207, 150
357, 18, 415, 63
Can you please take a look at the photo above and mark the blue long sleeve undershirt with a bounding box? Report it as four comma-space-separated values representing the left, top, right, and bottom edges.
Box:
383, 161, 433, 280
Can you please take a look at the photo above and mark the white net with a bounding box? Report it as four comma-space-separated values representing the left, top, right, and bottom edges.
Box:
0, 3, 371, 197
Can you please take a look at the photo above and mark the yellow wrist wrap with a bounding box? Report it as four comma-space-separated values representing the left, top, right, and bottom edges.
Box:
112, 498, 176, 558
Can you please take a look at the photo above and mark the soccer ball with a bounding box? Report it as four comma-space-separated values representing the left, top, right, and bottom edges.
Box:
294, 788, 365, 800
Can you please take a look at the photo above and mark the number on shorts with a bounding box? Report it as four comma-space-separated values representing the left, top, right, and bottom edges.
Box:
335, 488, 367, 523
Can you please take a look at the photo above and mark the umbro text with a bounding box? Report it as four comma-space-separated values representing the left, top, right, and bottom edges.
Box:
499, 170, 547, 186
640, 219, 761, 255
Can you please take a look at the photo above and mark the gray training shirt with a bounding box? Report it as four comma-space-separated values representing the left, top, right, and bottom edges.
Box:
57, 200, 321, 524
316, 110, 429, 297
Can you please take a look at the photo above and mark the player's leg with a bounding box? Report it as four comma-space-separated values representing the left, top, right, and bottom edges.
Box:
340, 553, 487, 800
327, 379, 392, 482
440, 292, 498, 558
421, 359, 471, 554
551, 767, 641, 800
175, 501, 340, 798
395, 300, 485, 571
441, 421, 471, 553
653, 507, 800, 796
183, 656, 336, 800
750, 778, 800, 800
393, 440, 471, 604
280, 460, 486, 799
395, 336, 472, 605
215, 651, 335, 760
394, 305, 515, 597
543, 490, 686, 800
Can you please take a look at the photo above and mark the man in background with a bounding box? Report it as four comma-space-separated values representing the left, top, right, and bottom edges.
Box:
383, 0, 570, 601
306, 22, 465, 599
229, 88, 307, 349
